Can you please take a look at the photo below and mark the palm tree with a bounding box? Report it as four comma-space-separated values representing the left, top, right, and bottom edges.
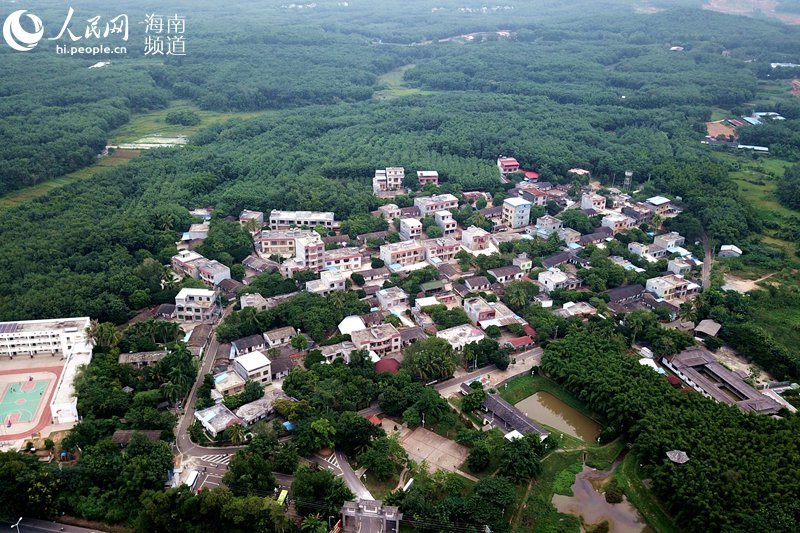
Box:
85, 320, 121, 349
504, 282, 528, 310
300, 515, 327, 533
161, 381, 182, 405
679, 301, 697, 323
225, 423, 247, 445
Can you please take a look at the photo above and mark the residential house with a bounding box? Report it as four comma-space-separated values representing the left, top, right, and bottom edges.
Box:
239, 292, 296, 312
601, 213, 635, 234
512, 253, 533, 273
578, 227, 613, 246
373, 167, 405, 194
464, 297, 496, 325
436, 324, 486, 351
694, 319, 722, 338
380, 240, 426, 267
197, 259, 231, 287
292, 233, 325, 272
398, 206, 422, 218
323, 247, 363, 272
497, 156, 520, 177
233, 351, 272, 385
479, 206, 504, 227
502, 197, 532, 229
320, 341, 358, 364
399, 218, 423, 240
519, 187, 548, 207
554, 301, 598, 319
118, 351, 168, 368
174, 288, 218, 322
422, 237, 460, 263
182, 222, 210, 242
359, 266, 390, 283
435, 210, 457, 235
257, 229, 313, 257
535, 215, 563, 237
231, 334, 268, 357
264, 326, 297, 348
378, 204, 401, 221
462, 225, 491, 251
537, 269, 582, 294
417, 170, 439, 186
580, 193, 606, 211
186, 324, 212, 357
464, 276, 491, 292
488, 265, 523, 284
194, 404, 240, 438
213, 370, 246, 397
542, 251, 589, 270
628, 242, 667, 262
239, 209, 264, 228
622, 203, 654, 224
306, 269, 346, 296
269, 210, 335, 230
645, 196, 672, 216
414, 194, 459, 216
350, 324, 402, 358
557, 227, 581, 245
653, 232, 685, 250
668, 258, 692, 276
235, 388, 293, 427
646, 274, 700, 301
377, 287, 409, 311
171, 250, 205, 278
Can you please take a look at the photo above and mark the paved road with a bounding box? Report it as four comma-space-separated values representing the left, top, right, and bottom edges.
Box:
435, 347, 542, 397
0, 518, 101, 533
335, 449, 373, 500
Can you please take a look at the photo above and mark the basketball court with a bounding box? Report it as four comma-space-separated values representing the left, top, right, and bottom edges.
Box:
0, 379, 49, 425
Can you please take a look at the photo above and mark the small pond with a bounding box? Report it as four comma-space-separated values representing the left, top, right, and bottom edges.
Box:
515, 391, 601, 442
552, 465, 645, 533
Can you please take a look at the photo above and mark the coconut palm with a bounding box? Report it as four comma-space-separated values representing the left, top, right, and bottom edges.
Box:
300, 515, 327, 533
225, 423, 247, 445
85, 320, 122, 349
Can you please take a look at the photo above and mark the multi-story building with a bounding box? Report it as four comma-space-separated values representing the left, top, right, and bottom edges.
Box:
622, 203, 654, 224
264, 326, 297, 348
268, 210, 335, 230
399, 218, 423, 241
653, 231, 685, 249
196, 259, 231, 287
350, 324, 402, 357
295, 233, 325, 272
646, 274, 700, 301
175, 288, 218, 322
323, 247, 363, 272
171, 250, 205, 278
0, 317, 91, 359
537, 269, 582, 294
601, 213, 636, 234
435, 210, 457, 235
502, 197, 532, 229
377, 286, 409, 311
513, 253, 533, 272
535, 215, 563, 236
414, 194, 459, 216
487, 265, 523, 284
462, 225, 490, 251
257, 229, 313, 257
668, 258, 692, 276
645, 196, 672, 216
306, 270, 347, 295
497, 156, 520, 178
519, 186, 548, 206
380, 240, 426, 266
417, 170, 439, 187
378, 204, 401, 220
239, 209, 264, 228
464, 297, 496, 325
233, 351, 272, 386
422, 237, 460, 262
580, 193, 606, 211
373, 167, 405, 194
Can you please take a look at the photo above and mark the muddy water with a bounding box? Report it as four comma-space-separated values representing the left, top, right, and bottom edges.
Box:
514, 392, 601, 442
552, 465, 645, 533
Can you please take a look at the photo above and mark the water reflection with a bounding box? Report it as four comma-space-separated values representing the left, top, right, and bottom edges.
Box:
515, 391, 601, 442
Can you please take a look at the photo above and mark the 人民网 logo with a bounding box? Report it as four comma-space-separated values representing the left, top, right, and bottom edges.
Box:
3, 10, 44, 52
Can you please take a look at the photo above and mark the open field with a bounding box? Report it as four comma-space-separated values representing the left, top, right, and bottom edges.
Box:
704, 0, 800, 25
0, 154, 133, 211
109, 100, 267, 143
705, 120, 736, 138
373, 64, 437, 100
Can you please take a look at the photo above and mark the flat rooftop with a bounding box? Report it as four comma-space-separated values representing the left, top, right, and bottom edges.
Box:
0, 317, 91, 334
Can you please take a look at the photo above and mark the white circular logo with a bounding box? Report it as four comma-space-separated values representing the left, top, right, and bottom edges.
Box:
3, 10, 44, 52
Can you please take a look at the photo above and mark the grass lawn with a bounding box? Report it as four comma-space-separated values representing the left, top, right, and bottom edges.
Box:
613, 452, 680, 533
363, 472, 401, 500
515, 451, 583, 532
585, 437, 627, 470
109, 99, 267, 143
373, 63, 437, 100
709, 107, 729, 121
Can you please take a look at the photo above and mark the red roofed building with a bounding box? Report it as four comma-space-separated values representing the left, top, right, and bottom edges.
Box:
497, 157, 520, 177
506, 336, 534, 350
367, 415, 382, 426
666, 374, 683, 388
374, 357, 401, 374
523, 170, 540, 181
522, 324, 536, 338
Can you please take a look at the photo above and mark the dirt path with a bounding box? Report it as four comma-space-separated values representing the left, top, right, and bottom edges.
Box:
722, 272, 775, 293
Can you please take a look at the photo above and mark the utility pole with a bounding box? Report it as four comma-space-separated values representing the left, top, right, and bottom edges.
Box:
10, 517, 22, 533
